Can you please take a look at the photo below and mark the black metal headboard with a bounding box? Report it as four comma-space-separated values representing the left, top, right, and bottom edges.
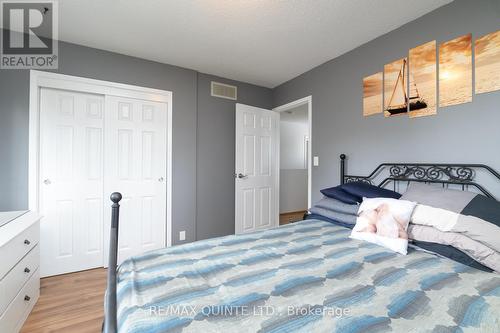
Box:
339, 154, 500, 200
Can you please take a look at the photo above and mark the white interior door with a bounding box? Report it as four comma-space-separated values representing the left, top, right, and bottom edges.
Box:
235, 103, 279, 234
104, 96, 167, 264
39, 88, 105, 277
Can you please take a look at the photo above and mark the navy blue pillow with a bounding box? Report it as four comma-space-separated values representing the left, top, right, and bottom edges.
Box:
320, 186, 361, 204
342, 181, 401, 200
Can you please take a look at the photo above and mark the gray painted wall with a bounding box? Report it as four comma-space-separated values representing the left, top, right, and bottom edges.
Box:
0, 38, 272, 244
280, 109, 308, 214
273, 0, 500, 204
196, 73, 272, 240
280, 170, 307, 213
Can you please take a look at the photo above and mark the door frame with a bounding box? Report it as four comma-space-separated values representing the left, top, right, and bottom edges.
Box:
273, 96, 312, 209
28, 70, 173, 247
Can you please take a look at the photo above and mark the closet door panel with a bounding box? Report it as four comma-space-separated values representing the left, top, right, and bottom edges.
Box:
104, 96, 167, 264
39, 88, 104, 277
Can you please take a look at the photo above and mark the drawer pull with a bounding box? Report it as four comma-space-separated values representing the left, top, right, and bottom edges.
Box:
24, 239, 31, 245
24, 295, 31, 302
24, 267, 31, 273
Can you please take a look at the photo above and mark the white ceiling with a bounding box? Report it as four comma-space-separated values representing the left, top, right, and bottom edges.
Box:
58, 0, 452, 88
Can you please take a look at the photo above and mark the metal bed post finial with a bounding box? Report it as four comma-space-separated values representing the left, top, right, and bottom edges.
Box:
104, 192, 122, 333
340, 154, 346, 185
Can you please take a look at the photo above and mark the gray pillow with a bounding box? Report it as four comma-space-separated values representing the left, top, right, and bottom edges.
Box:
314, 196, 359, 215
309, 207, 357, 225
400, 182, 476, 213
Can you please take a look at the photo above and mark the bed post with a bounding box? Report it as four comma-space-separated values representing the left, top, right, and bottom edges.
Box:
340, 154, 346, 185
104, 192, 122, 333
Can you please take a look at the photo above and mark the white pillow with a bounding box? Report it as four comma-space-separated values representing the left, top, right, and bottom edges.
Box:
350, 197, 417, 255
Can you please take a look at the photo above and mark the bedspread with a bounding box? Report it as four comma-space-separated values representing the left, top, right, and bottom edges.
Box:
116, 220, 500, 333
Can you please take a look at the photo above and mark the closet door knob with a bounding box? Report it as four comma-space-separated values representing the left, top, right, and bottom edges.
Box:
158, 177, 164, 182
24, 295, 31, 302
43, 179, 52, 185
24, 239, 31, 245
24, 267, 31, 273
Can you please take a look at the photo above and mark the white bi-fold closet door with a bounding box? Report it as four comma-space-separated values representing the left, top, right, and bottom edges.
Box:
39, 88, 167, 277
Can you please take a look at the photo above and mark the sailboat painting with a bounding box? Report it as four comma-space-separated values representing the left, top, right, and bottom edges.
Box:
408, 40, 437, 118
384, 58, 408, 117
439, 34, 472, 107
475, 30, 500, 94
363, 72, 383, 116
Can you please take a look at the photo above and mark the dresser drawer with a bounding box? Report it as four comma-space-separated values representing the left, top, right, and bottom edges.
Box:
0, 221, 39, 280
0, 245, 39, 314
0, 269, 39, 333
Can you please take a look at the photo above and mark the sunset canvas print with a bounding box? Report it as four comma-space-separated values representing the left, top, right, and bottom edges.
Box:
384, 58, 408, 117
439, 34, 472, 107
363, 72, 383, 116
475, 30, 500, 94
409, 40, 437, 118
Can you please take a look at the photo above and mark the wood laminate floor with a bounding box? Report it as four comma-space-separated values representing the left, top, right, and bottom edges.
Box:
22, 268, 107, 333
279, 210, 307, 225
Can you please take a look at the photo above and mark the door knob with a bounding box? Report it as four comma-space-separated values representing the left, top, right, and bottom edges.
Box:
236, 173, 248, 179
43, 179, 51, 185
158, 177, 164, 182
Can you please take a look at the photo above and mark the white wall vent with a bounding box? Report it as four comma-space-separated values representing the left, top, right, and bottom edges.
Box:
211, 81, 237, 100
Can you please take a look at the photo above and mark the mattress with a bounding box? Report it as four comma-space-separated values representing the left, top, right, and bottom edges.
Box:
116, 220, 500, 333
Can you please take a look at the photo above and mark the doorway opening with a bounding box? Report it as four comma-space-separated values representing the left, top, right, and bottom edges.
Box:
274, 96, 312, 225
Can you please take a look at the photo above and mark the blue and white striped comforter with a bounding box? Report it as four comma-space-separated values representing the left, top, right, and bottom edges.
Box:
117, 220, 500, 333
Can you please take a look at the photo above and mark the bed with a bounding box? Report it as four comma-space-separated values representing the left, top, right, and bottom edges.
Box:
103, 155, 500, 333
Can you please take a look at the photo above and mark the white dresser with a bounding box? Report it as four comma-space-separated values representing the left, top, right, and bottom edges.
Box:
0, 211, 41, 332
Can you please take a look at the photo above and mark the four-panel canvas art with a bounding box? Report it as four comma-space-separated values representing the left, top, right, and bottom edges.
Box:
363, 30, 500, 117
